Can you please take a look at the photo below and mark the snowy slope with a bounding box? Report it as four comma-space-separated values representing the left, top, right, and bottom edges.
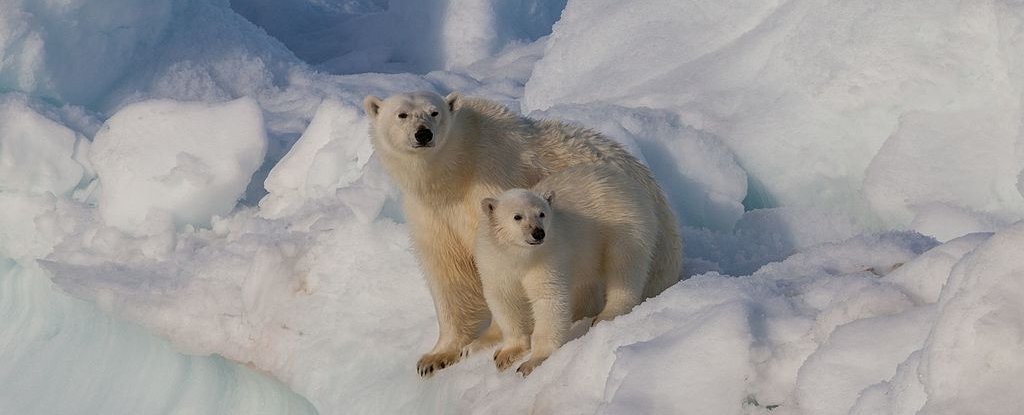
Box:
2, 0, 1024, 414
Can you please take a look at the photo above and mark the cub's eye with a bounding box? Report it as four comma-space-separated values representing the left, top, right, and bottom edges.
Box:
430, 111, 439, 117
539, 212, 545, 218
398, 113, 408, 119
513, 214, 522, 221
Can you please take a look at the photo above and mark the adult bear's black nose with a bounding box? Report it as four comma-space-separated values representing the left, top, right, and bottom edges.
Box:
415, 127, 433, 145
531, 227, 545, 241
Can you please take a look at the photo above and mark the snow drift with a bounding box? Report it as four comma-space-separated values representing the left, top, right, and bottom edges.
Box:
524, 0, 1024, 237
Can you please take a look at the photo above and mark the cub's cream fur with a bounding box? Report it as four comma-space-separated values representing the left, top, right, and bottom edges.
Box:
363, 91, 682, 377
475, 165, 659, 375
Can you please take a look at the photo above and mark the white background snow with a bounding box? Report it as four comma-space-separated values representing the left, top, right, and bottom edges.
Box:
2, 0, 1023, 414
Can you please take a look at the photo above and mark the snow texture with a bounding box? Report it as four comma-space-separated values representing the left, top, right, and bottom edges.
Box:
90, 98, 267, 232
2, 0, 1024, 414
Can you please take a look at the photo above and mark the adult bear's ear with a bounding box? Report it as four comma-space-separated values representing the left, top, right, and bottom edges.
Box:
445, 92, 462, 112
481, 197, 497, 215
363, 95, 383, 118
542, 190, 555, 205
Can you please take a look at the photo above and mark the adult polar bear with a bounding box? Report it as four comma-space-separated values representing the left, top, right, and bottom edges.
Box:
363, 91, 681, 377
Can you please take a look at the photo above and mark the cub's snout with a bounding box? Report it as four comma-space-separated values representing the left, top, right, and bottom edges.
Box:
530, 227, 545, 243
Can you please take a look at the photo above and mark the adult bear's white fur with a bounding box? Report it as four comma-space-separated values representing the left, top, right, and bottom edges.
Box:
363, 91, 682, 377
475, 165, 661, 375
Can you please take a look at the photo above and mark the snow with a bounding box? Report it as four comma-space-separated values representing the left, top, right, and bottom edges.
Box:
919, 223, 1024, 414
863, 110, 1024, 238
259, 99, 380, 219
228, 0, 565, 74
90, 98, 267, 232
0, 259, 316, 415
0, 94, 89, 196
2, 0, 1024, 414
795, 307, 933, 415
0, 0, 174, 105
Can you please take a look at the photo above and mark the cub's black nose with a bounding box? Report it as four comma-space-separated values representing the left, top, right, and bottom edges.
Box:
531, 228, 545, 241
415, 127, 433, 145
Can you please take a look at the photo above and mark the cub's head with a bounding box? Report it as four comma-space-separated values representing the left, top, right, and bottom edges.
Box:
481, 189, 555, 248
363, 91, 460, 156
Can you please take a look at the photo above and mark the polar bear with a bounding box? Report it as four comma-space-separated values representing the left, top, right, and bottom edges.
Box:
475, 165, 659, 375
363, 91, 682, 377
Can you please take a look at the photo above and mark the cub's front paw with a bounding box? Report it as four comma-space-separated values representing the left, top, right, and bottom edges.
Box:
592, 312, 621, 326
417, 350, 462, 377
460, 334, 502, 359
492, 345, 528, 371
516, 356, 548, 377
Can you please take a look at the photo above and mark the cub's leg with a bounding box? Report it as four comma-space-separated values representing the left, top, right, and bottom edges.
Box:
483, 275, 532, 371
518, 268, 570, 376
461, 321, 503, 359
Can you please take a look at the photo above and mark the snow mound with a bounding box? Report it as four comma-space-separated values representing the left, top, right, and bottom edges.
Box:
864, 110, 1024, 238
524, 0, 1024, 236
795, 307, 933, 415
90, 98, 267, 232
259, 99, 384, 219
0, 94, 90, 196
919, 222, 1024, 414
0, 0, 174, 105
1, 0, 304, 112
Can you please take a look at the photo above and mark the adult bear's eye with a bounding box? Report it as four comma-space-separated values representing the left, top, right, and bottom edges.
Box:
398, 113, 408, 119
513, 214, 522, 221
539, 212, 545, 218
431, 111, 439, 117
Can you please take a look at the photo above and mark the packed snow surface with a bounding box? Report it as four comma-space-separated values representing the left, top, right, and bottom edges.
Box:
2, 0, 1024, 414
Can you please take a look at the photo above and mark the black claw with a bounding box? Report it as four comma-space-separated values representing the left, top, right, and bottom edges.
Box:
439, 362, 446, 369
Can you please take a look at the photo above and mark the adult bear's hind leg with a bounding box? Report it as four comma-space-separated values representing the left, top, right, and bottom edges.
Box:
594, 239, 652, 324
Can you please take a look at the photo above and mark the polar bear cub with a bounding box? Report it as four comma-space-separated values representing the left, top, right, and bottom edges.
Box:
475, 165, 659, 375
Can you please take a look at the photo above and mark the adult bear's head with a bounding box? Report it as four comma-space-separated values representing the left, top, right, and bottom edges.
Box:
363, 91, 460, 157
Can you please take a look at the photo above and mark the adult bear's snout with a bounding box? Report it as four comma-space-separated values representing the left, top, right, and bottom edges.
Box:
415, 127, 433, 146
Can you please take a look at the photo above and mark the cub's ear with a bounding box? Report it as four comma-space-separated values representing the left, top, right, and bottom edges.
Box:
363, 95, 383, 118
445, 91, 462, 112
542, 190, 555, 205
481, 197, 497, 215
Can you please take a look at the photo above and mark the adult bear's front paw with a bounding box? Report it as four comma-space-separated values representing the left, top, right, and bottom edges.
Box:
417, 350, 462, 377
